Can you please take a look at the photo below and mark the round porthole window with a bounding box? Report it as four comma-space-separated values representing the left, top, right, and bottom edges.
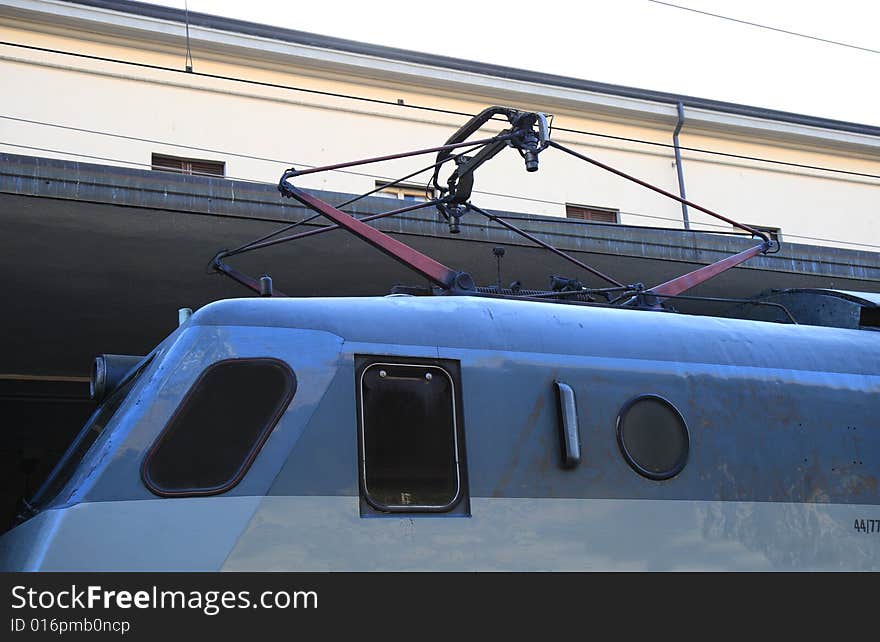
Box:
616, 395, 689, 480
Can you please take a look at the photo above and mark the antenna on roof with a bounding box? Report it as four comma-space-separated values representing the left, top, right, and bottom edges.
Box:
184, 1, 194, 73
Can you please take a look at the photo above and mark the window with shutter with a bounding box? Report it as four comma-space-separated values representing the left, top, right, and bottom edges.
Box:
375, 181, 429, 202
565, 203, 620, 223
732, 224, 782, 244
151, 153, 225, 177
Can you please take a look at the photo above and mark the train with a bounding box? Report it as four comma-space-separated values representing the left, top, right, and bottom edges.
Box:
0, 292, 877, 570
1, 105, 877, 570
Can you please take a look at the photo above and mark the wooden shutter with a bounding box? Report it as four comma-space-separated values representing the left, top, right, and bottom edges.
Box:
152, 153, 224, 177
565, 204, 619, 223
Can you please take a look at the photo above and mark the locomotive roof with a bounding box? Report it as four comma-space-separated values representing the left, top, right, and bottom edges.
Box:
189, 295, 880, 375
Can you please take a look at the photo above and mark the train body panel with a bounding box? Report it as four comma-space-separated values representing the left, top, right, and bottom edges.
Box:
2, 496, 876, 571
1, 296, 878, 571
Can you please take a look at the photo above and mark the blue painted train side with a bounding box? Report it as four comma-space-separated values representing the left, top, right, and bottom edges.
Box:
1, 295, 877, 570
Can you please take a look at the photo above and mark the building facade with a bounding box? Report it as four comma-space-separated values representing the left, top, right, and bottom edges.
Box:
1, 0, 879, 250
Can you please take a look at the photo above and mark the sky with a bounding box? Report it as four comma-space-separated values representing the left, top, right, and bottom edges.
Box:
148, 0, 880, 127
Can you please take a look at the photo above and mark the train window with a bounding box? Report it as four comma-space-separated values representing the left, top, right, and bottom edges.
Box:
860, 307, 880, 329
357, 359, 467, 514
142, 358, 295, 496
617, 395, 689, 480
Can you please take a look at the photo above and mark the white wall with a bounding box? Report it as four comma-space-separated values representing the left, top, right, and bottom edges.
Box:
1, 6, 878, 251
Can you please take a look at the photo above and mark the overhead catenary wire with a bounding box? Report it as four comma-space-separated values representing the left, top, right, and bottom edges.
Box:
6, 112, 880, 194
2, 40, 880, 181
2, 138, 879, 251
0, 114, 449, 184
646, 0, 880, 56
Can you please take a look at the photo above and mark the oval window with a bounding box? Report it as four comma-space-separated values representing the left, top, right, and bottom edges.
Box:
142, 358, 295, 496
616, 395, 688, 480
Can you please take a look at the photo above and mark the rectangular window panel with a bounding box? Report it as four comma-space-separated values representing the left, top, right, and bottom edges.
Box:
151, 153, 225, 177
375, 181, 429, 202
357, 359, 467, 513
565, 203, 619, 223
